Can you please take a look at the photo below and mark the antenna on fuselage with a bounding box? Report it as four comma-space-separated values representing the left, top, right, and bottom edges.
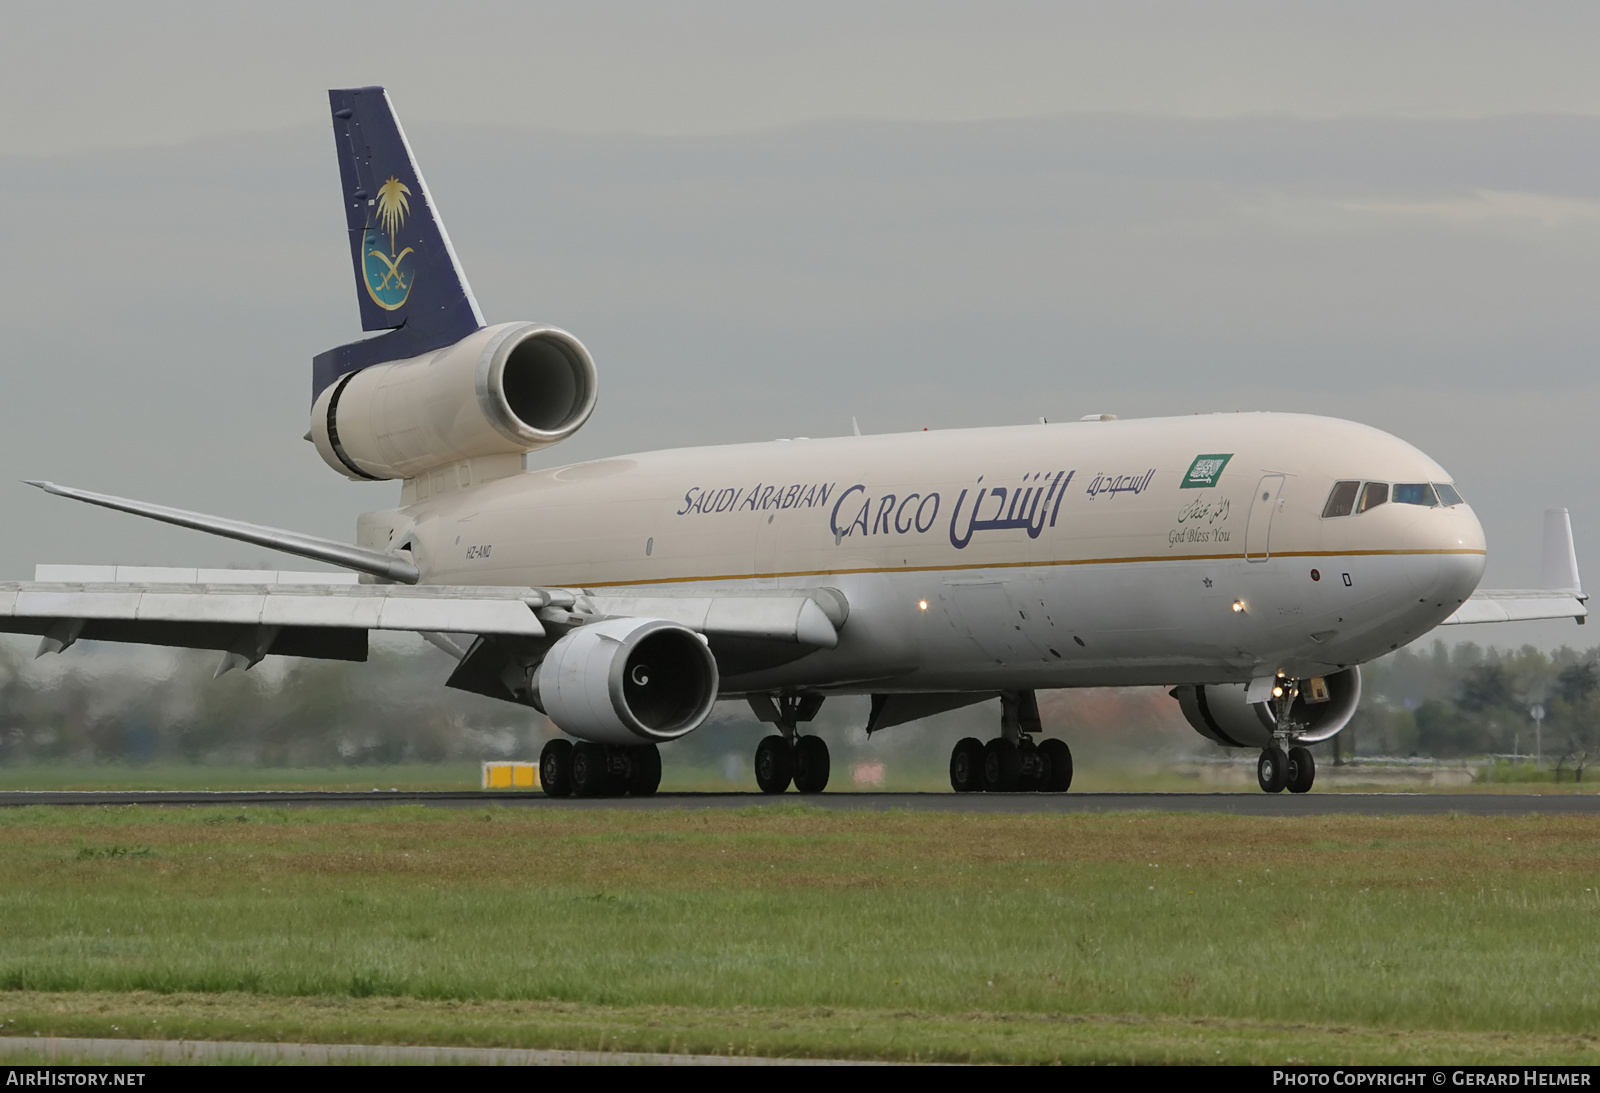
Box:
851, 416, 862, 436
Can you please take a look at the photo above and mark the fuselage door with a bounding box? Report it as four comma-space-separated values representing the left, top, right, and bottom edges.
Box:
1245, 475, 1286, 562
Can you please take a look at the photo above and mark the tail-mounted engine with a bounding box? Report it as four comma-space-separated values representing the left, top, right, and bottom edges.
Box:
538, 618, 720, 745
310, 322, 598, 481
1171, 666, 1362, 749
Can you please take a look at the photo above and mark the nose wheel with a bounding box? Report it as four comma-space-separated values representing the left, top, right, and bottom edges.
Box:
1258, 745, 1316, 793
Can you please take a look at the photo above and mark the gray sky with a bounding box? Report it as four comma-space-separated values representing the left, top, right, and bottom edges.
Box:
1, 2, 1598, 650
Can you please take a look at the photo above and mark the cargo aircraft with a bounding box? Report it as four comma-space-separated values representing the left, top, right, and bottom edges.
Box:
3, 89, 1587, 797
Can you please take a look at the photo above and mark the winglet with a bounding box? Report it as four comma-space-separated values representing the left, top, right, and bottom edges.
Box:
1541, 508, 1583, 596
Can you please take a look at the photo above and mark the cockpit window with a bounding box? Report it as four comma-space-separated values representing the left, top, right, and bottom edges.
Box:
1357, 481, 1388, 514
1393, 483, 1438, 507
1322, 481, 1360, 518
1434, 482, 1464, 507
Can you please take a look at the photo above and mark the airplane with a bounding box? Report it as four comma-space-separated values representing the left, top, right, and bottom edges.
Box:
2, 88, 1587, 798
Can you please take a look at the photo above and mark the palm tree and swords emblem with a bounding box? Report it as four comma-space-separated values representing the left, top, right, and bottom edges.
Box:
362, 176, 415, 310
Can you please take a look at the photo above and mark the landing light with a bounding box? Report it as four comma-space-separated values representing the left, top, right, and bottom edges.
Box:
918, 600, 928, 611
1272, 686, 1284, 698
1231, 600, 1245, 613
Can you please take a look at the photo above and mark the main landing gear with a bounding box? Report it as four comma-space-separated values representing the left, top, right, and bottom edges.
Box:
539, 738, 662, 798
748, 694, 830, 794
949, 690, 1073, 793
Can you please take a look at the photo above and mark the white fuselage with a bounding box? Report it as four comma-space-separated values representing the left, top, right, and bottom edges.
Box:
383, 412, 1485, 695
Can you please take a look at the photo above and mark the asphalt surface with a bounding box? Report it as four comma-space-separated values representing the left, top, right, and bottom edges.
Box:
1, 789, 1597, 814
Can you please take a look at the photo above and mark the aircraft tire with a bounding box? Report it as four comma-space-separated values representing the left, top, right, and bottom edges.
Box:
950, 737, 985, 792
629, 744, 662, 797
1017, 739, 1043, 790
793, 736, 830, 794
1286, 746, 1316, 793
755, 735, 794, 794
571, 742, 613, 797
1039, 738, 1073, 792
983, 738, 1022, 792
1257, 746, 1290, 793
540, 738, 574, 798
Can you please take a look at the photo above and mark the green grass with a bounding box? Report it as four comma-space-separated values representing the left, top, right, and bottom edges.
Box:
0, 805, 1596, 1062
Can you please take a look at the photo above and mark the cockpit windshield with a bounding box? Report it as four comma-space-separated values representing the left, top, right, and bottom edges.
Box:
1322, 481, 1359, 518
1393, 483, 1439, 507
1321, 479, 1464, 517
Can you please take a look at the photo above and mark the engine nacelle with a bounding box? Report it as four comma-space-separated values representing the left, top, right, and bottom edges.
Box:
1172, 666, 1362, 749
537, 618, 720, 745
311, 322, 597, 481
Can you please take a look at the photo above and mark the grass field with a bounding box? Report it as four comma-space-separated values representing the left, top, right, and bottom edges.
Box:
0, 803, 1597, 1063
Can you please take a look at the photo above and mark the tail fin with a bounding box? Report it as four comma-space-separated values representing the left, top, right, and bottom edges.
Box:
312, 86, 485, 399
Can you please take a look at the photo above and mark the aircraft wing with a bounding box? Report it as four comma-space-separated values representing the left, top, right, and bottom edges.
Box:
1438, 508, 1587, 627
0, 566, 843, 677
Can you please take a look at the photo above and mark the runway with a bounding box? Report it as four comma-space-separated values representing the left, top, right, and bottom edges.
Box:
1, 789, 1597, 815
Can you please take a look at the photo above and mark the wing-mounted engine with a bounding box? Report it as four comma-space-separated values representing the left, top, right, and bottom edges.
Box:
537, 617, 720, 745
310, 322, 597, 482
1171, 666, 1361, 749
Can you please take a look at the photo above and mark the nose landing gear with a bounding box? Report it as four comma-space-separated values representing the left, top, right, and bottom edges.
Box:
1257, 676, 1318, 793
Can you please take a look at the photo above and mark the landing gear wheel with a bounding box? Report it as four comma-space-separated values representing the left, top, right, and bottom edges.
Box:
540, 739, 574, 798
1257, 745, 1290, 793
793, 736, 830, 794
628, 744, 662, 797
1017, 739, 1043, 790
983, 737, 1022, 793
571, 742, 612, 797
755, 735, 794, 794
1286, 746, 1316, 794
1038, 738, 1073, 793
950, 737, 985, 793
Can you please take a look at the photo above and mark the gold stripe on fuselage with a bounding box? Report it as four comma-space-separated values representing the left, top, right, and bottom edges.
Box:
573, 547, 1487, 590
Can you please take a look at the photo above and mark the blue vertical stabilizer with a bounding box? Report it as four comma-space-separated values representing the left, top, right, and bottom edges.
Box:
312, 86, 485, 399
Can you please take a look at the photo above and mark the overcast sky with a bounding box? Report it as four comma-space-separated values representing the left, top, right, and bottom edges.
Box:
2, 2, 1598, 651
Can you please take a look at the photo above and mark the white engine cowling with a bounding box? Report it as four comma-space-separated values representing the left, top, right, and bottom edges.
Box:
537, 618, 720, 745
1172, 666, 1362, 749
311, 322, 598, 481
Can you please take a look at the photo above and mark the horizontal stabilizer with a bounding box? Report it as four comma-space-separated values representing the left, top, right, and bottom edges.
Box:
1441, 507, 1587, 626
1440, 589, 1588, 625
24, 481, 419, 584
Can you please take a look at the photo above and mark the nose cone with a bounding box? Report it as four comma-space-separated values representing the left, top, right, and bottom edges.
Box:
1407, 503, 1487, 603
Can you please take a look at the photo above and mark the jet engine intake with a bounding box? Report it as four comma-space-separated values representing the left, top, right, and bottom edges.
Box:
1172, 666, 1361, 749
311, 322, 598, 481
537, 618, 720, 745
